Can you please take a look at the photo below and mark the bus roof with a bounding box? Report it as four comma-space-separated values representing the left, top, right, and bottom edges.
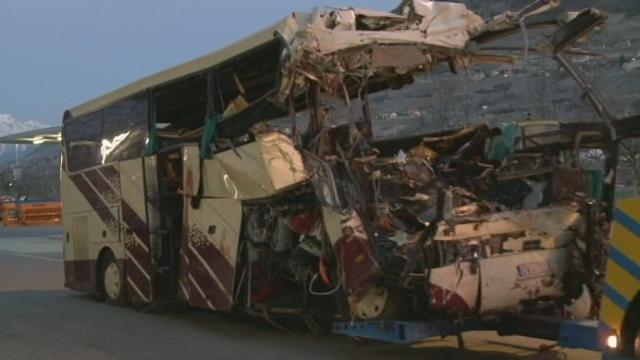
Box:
66, 18, 290, 120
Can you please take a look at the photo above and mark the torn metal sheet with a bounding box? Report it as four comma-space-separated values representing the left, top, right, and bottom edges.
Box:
183, 132, 308, 200
274, 1, 498, 103
434, 205, 582, 246
371, 46, 427, 69
479, 248, 568, 313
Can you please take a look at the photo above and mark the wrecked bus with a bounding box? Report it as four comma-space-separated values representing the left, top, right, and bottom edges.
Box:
61, 0, 640, 356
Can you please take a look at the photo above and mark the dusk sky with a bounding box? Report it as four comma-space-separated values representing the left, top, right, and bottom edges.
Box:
1, 0, 391, 124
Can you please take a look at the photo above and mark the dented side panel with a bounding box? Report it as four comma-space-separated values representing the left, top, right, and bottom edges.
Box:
434, 206, 581, 245
479, 248, 568, 313
183, 133, 308, 200
429, 262, 479, 314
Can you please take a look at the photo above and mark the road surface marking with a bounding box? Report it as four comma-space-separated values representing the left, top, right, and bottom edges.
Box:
0, 249, 63, 263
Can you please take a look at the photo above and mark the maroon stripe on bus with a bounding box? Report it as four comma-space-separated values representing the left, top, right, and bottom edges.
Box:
188, 246, 233, 309
84, 169, 119, 203
127, 284, 145, 304
64, 260, 94, 293
95, 166, 151, 258
99, 165, 120, 188
186, 272, 211, 309
191, 242, 235, 295
121, 201, 150, 247
126, 256, 151, 299
70, 174, 117, 227
209, 285, 232, 309
126, 237, 152, 269
177, 256, 190, 303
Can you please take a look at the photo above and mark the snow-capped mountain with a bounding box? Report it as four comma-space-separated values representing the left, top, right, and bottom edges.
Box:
0, 114, 50, 163
0, 114, 47, 137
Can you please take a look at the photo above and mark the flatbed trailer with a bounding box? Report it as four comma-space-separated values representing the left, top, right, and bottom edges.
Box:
333, 319, 614, 353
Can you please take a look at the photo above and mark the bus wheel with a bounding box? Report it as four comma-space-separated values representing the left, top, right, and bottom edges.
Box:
102, 253, 126, 306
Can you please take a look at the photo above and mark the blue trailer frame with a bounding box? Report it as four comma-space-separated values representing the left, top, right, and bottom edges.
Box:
333, 319, 632, 359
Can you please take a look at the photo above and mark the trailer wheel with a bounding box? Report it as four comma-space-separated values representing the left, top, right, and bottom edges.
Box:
101, 252, 126, 306
352, 286, 410, 321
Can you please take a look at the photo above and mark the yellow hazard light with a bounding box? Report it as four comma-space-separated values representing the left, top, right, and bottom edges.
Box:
607, 334, 619, 349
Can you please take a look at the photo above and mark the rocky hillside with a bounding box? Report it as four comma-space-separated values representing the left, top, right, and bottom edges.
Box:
370, 7, 640, 138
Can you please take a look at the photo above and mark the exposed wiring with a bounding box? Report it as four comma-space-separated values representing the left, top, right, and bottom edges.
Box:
308, 272, 342, 296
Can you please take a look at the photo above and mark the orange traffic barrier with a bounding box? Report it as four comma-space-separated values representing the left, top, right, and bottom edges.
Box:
1, 202, 21, 227
1, 201, 61, 227
19, 202, 62, 226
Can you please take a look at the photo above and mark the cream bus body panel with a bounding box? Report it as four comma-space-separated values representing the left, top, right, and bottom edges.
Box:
177, 132, 307, 310
61, 166, 125, 293
120, 159, 155, 303
62, 158, 157, 303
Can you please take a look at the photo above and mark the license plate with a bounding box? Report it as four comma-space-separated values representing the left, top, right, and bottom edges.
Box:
517, 261, 551, 279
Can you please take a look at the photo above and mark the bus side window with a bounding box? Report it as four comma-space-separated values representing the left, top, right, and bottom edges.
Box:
102, 96, 148, 164
68, 142, 101, 172
65, 112, 103, 172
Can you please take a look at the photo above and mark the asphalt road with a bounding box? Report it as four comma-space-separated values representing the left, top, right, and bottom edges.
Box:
0, 226, 599, 360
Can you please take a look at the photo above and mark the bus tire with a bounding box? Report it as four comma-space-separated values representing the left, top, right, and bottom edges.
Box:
101, 252, 126, 306
621, 294, 640, 359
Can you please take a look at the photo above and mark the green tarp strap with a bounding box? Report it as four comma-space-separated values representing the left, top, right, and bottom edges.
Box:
488, 123, 519, 161
200, 114, 222, 159
192, 114, 221, 210
146, 107, 159, 156
586, 169, 604, 201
